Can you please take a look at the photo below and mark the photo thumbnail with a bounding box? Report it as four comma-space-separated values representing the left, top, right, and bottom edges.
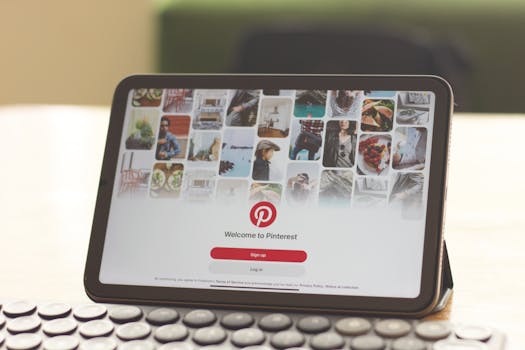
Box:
131, 88, 163, 107
187, 131, 221, 166
258, 98, 292, 138
396, 91, 432, 125
252, 139, 286, 181
357, 134, 391, 176
289, 119, 324, 161
285, 163, 320, 206
125, 109, 158, 150
323, 120, 357, 168
117, 152, 152, 198
163, 89, 193, 114
182, 169, 216, 201
360, 99, 394, 132
192, 90, 227, 130
392, 127, 427, 171
219, 129, 255, 178
249, 183, 283, 205
353, 177, 388, 207
319, 169, 354, 207
328, 90, 364, 119
155, 115, 190, 160
294, 90, 327, 118
226, 90, 260, 127
389, 172, 424, 219
216, 179, 249, 205
150, 163, 184, 199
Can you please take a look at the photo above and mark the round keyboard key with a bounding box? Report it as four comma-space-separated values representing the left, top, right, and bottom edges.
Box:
335, 317, 372, 336
119, 340, 155, 350
433, 339, 489, 350
183, 309, 216, 328
158, 343, 195, 350
79, 337, 117, 350
79, 320, 114, 338
7, 315, 41, 334
221, 312, 254, 330
5, 333, 41, 350
38, 303, 72, 319
297, 316, 331, 334
192, 326, 226, 345
116, 322, 151, 340
43, 318, 78, 336
310, 332, 344, 350
242, 347, 273, 350
258, 313, 292, 332
108, 306, 142, 324
415, 321, 452, 340
0, 332, 5, 346
350, 335, 385, 350
374, 319, 411, 338
146, 308, 179, 325
3, 301, 37, 318
0, 313, 6, 328
231, 327, 265, 347
73, 305, 107, 321
392, 337, 425, 350
455, 324, 493, 342
154, 324, 189, 343
270, 330, 305, 349
43, 335, 79, 350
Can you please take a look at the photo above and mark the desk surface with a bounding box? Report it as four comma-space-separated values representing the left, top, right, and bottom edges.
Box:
0, 105, 523, 349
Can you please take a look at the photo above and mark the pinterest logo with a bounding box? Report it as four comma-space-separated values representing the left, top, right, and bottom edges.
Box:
250, 201, 277, 228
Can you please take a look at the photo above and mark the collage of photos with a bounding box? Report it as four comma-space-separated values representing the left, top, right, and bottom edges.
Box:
117, 88, 434, 218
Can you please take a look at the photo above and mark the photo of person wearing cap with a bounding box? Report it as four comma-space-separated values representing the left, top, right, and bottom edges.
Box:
252, 140, 281, 181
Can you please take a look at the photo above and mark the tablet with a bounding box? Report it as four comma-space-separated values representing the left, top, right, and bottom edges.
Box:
85, 74, 452, 316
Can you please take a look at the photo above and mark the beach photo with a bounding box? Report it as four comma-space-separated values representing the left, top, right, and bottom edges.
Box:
257, 98, 292, 138
225, 90, 260, 127
155, 115, 190, 160
219, 129, 255, 177
150, 163, 184, 199
392, 127, 427, 171
187, 131, 221, 166
294, 90, 327, 118
124, 109, 158, 150
318, 169, 354, 207
192, 90, 227, 130
163, 89, 194, 114
285, 163, 320, 206
289, 119, 324, 161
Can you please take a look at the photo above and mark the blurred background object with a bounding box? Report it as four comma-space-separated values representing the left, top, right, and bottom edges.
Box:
2, 0, 525, 112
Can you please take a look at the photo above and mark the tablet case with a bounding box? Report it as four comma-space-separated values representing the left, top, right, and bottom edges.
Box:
431, 240, 454, 313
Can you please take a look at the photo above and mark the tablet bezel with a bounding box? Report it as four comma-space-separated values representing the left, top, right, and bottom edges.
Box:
84, 74, 452, 316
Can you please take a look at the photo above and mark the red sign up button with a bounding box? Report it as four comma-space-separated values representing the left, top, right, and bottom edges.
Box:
210, 247, 307, 263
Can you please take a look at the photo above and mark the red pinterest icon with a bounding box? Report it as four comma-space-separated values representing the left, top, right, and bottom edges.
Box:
250, 201, 277, 228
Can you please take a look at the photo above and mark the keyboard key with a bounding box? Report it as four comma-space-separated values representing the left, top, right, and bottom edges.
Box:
38, 303, 72, 319
270, 330, 305, 349
7, 315, 41, 334
158, 343, 195, 350
5, 333, 41, 350
73, 305, 107, 321
433, 339, 489, 350
374, 319, 411, 338
146, 308, 179, 326
43, 335, 79, 350
391, 337, 426, 350
116, 322, 151, 340
230, 327, 265, 347
79, 337, 117, 350
192, 326, 227, 345
42, 318, 78, 336
241, 347, 273, 350
310, 332, 344, 350
119, 340, 155, 350
455, 324, 493, 342
297, 316, 331, 334
154, 324, 189, 343
3, 301, 37, 318
182, 309, 216, 328
258, 313, 292, 332
350, 335, 386, 350
108, 306, 142, 323
415, 321, 452, 340
335, 317, 372, 336
220, 312, 254, 330
79, 320, 114, 338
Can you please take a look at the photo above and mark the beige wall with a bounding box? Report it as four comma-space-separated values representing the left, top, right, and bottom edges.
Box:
0, 1, 155, 106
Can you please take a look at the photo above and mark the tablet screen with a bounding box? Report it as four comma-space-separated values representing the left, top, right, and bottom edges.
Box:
99, 88, 435, 299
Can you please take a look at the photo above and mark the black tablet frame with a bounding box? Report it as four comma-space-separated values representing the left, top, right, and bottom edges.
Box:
84, 74, 453, 317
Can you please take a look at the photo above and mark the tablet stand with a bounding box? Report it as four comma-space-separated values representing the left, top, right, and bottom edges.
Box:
430, 240, 454, 313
